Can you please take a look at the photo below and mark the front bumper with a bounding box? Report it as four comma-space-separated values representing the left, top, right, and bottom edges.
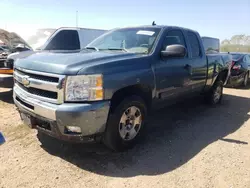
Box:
13, 85, 110, 142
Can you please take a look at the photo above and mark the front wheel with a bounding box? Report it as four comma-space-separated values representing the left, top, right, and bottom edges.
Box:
103, 96, 147, 151
205, 80, 223, 105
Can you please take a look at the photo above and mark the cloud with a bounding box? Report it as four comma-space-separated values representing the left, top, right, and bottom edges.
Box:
4, 24, 40, 40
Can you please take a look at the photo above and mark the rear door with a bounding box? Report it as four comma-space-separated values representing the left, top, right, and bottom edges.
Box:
154, 29, 192, 102
185, 31, 207, 93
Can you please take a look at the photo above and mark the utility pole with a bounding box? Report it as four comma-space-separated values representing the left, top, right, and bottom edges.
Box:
76, 11, 78, 28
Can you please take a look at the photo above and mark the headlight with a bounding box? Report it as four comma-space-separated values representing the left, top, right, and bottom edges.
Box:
65, 74, 103, 101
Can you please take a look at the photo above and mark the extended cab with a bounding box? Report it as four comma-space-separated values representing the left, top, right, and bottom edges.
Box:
13, 26, 232, 151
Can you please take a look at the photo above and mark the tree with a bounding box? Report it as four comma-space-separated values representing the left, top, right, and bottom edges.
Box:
221, 34, 250, 52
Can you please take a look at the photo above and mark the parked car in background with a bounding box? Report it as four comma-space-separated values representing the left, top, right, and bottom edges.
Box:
13, 25, 232, 151
11, 44, 32, 53
0, 45, 10, 51
5, 27, 107, 68
0, 47, 8, 60
226, 53, 250, 87
0, 47, 10, 68
0, 27, 107, 88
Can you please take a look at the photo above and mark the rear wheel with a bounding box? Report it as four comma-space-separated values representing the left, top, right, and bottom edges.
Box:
103, 96, 147, 151
242, 72, 249, 87
205, 80, 223, 105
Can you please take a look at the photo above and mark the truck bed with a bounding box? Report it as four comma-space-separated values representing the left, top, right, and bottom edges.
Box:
206, 53, 232, 88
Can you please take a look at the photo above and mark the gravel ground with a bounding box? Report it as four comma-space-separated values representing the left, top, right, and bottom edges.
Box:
0, 86, 250, 188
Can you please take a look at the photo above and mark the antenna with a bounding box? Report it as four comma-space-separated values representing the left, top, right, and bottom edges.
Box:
76, 11, 78, 27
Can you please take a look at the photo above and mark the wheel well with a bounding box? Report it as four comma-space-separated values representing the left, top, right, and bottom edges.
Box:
216, 70, 228, 84
110, 85, 152, 113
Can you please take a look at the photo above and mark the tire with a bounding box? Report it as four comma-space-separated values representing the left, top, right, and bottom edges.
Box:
242, 72, 249, 87
103, 96, 147, 151
205, 80, 223, 105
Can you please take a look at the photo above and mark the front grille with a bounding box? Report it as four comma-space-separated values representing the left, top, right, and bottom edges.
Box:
15, 69, 59, 83
14, 68, 64, 103
16, 82, 58, 99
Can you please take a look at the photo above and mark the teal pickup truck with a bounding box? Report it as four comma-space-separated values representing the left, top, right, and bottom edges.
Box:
13, 25, 232, 151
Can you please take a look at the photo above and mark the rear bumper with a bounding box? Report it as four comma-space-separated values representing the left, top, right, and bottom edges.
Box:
13, 85, 110, 142
0, 73, 14, 88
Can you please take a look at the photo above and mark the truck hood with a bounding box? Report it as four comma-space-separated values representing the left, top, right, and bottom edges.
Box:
14, 50, 140, 75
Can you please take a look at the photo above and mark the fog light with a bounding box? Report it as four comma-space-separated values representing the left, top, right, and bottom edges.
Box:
65, 126, 82, 134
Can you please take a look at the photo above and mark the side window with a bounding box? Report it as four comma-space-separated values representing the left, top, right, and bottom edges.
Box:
163, 30, 187, 49
187, 31, 201, 58
45, 30, 80, 50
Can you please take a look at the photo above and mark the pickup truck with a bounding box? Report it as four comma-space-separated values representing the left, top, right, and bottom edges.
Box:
0, 27, 106, 87
13, 25, 232, 151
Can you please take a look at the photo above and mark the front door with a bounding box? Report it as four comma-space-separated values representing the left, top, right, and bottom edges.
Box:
154, 29, 192, 104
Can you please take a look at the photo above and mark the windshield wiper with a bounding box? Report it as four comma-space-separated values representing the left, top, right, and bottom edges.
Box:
85, 46, 99, 51
106, 48, 128, 52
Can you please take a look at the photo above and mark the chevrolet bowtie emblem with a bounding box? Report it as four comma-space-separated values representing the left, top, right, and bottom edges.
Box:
22, 76, 30, 86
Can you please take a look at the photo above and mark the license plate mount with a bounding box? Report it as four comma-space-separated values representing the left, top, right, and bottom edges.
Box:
20, 113, 37, 129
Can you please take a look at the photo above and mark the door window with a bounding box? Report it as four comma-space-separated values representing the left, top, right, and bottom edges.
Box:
162, 29, 187, 57
187, 31, 201, 58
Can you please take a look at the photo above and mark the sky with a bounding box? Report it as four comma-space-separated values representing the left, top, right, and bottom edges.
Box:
0, 0, 249, 41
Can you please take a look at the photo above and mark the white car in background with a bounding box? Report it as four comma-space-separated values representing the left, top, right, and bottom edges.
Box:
1, 27, 107, 88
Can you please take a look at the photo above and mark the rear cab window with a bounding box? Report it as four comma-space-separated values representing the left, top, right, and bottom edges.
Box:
44, 30, 80, 50
201, 37, 220, 53
187, 31, 201, 58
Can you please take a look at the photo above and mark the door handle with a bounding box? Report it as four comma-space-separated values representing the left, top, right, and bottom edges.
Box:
184, 64, 191, 70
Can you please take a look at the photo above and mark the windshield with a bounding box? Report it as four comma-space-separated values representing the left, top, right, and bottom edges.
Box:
232, 54, 244, 61
87, 27, 161, 54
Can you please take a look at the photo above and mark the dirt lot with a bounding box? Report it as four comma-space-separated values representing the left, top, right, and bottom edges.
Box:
1, 86, 250, 188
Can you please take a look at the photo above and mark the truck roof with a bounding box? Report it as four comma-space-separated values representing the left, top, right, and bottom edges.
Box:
56, 27, 107, 32
116, 25, 199, 34
202, 36, 220, 40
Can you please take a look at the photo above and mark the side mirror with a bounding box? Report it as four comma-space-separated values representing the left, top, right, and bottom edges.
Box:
161, 44, 186, 58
